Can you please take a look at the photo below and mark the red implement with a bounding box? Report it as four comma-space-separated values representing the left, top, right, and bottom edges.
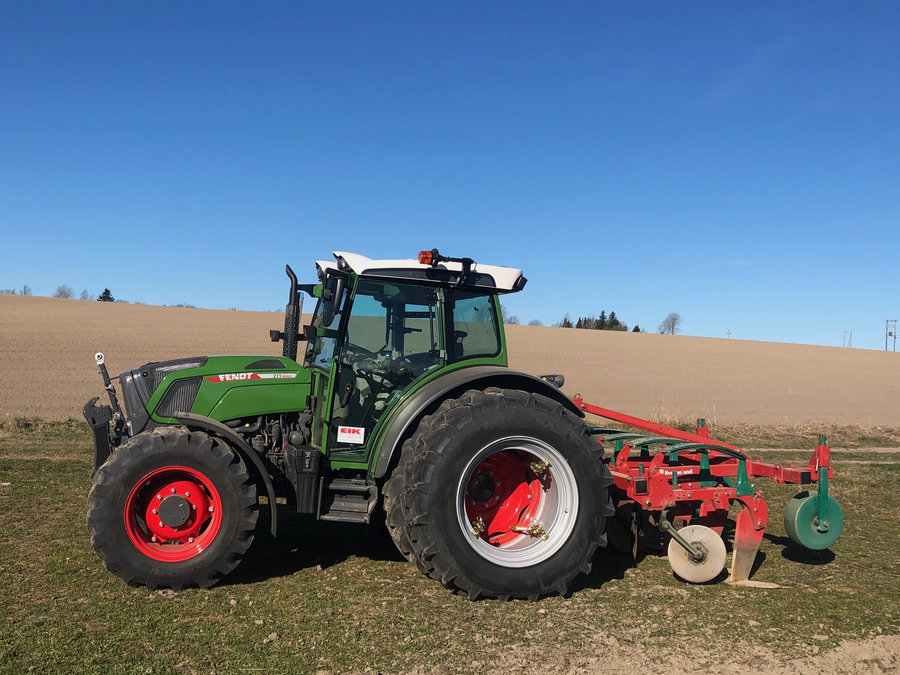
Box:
571, 397, 835, 587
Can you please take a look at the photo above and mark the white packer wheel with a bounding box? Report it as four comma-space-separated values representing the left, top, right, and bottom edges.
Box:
667, 524, 727, 583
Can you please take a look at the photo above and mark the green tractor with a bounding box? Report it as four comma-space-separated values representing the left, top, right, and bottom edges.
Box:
84, 249, 612, 600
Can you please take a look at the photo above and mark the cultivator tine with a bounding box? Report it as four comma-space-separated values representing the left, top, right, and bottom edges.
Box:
726, 494, 783, 589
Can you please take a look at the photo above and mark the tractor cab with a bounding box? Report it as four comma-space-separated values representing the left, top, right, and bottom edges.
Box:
285, 250, 528, 464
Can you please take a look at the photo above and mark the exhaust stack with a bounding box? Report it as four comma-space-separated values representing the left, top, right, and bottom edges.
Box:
282, 264, 301, 361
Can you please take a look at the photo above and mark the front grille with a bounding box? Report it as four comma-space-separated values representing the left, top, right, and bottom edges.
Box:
155, 378, 201, 418
141, 357, 208, 395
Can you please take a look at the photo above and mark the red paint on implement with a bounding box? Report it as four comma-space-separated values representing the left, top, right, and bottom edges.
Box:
573, 397, 742, 451
124, 465, 223, 562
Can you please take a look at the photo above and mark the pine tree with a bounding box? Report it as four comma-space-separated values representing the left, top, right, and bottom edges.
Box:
97, 288, 115, 302
575, 317, 583, 329
632, 325, 641, 332
597, 311, 607, 330
608, 311, 620, 328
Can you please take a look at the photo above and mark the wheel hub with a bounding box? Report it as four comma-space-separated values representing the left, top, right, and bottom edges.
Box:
467, 474, 496, 502
124, 466, 223, 563
457, 436, 579, 568
159, 495, 191, 528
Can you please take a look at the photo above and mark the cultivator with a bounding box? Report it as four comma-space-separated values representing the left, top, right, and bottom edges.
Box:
572, 398, 844, 586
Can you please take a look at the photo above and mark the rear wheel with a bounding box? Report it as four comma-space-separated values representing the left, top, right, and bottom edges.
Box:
87, 427, 258, 589
387, 388, 613, 600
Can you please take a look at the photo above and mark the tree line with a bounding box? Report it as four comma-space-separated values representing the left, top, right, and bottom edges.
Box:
554, 311, 641, 332
0, 285, 195, 306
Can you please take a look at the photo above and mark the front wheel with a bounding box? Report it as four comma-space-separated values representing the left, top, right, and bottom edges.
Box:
87, 427, 258, 589
386, 388, 613, 600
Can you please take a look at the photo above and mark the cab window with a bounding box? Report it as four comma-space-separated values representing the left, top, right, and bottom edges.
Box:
449, 291, 501, 361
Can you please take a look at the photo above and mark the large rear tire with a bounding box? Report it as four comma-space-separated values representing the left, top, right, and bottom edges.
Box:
386, 388, 613, 600
87, 427, 258, 590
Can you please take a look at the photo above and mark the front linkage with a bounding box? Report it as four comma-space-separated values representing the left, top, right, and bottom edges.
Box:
573, 398, 843, 586
83, 352, 129, 479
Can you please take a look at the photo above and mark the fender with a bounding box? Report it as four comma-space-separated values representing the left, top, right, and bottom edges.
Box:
174, 412, 278, 537
370, 366, 583, 479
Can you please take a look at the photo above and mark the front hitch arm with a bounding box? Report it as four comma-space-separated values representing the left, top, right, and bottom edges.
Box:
83, 397, 113, 479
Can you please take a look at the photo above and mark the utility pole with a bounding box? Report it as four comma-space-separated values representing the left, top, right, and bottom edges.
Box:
843, 331, 852, 348
726, 330, 731, 339
887, 320, 897, 352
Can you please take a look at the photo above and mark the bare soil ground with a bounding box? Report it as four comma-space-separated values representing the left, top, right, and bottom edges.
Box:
2, 293, 900, 425
506, 323, 900, 426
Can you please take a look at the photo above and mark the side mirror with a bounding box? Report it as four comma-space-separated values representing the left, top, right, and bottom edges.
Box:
303, 325, 317, 341
321, 274, 347, 328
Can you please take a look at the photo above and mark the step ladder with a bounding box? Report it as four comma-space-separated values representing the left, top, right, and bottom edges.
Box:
317, 477, 379, 524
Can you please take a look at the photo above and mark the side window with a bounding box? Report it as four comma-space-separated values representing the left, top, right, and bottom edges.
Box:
451, 292, 500, 360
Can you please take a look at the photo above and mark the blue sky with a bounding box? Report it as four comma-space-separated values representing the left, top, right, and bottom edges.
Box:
1, 2, 898, 349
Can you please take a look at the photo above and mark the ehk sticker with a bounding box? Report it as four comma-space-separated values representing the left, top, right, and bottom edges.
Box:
337, 426, 366, 444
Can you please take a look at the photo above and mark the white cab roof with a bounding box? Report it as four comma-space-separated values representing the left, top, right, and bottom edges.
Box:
315, 251, 526, 293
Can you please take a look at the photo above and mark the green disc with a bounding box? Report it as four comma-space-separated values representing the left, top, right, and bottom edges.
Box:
783, 491, 844, 550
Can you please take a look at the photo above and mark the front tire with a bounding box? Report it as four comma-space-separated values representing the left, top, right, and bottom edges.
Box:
387, 388, 613, 600
87, 427, 258, 590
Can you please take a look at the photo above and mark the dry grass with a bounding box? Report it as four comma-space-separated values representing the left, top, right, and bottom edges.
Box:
584, 412, 900, 450
1, 423, 899, 674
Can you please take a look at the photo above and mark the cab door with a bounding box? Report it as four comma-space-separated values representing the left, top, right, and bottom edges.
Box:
326, 280, 444, 462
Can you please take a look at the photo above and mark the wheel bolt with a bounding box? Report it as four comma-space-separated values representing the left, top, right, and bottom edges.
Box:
489, 471, 493, 475
495, 481, 500, 486
482, 503, 488, 508
152, 509, 157, 515
185, 492, 191, 498
159, 522, 165, 528
151, 536, 157, 542
493, 495, 499, 500
208, 506, 214, 512
157, 495, 162, 500
171, 488, 176, 493
470, 501, 476, 506
188, 538, 194, 543
192, 505, 197, 510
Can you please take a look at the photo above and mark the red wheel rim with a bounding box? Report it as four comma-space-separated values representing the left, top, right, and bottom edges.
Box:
124, 465, 223, 562
464, 450, 544, 546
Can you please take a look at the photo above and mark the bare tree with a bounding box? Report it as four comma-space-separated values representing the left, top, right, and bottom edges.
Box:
658, 312, 682, 335
53, 285, 74, 299
500, 304, 520, 325
20, 285, 31, 296
0, 289, 15, 294
527, 319, 544, 326
79, 289, 93, 301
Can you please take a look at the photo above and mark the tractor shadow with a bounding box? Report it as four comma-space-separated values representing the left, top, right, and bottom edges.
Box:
219, 506, 406, 588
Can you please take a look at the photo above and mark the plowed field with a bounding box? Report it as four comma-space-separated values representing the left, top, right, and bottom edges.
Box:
2, 293, 899, 425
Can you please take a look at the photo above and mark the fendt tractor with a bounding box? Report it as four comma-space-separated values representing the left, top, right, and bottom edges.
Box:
84, 250, 843, 600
